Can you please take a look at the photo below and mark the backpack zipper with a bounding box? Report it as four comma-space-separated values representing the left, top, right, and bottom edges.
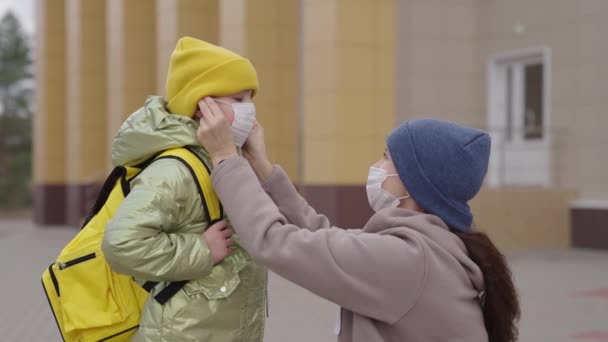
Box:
47, 263, 60, 296
97, 325, 139, 341
58, 253, 96, 270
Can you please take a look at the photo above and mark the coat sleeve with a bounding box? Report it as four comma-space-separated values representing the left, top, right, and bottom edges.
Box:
260, 165, 332, 231
102, 158, 214, 282
212, 157, 427, 323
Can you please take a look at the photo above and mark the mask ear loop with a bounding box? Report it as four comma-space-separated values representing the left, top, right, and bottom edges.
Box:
382, 165, 409, 201
396, 194, 410, 201
378, 160, 399, 177
212, 97, 229, 105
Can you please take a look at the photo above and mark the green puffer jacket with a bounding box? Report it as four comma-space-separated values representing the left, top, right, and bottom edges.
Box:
101, 96, 267, 342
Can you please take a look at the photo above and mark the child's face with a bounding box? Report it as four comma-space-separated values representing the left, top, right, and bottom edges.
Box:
193, 90, 253, 124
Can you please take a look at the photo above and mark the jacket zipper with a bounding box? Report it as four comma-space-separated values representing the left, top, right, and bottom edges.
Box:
58, 253, 96, 270
266, 270, 269, 317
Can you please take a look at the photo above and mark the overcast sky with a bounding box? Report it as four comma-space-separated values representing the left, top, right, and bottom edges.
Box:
0, 0, 35, 34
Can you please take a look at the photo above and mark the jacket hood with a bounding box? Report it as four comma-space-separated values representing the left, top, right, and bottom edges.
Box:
363, 208, 485, 294
112, 96, 201, 166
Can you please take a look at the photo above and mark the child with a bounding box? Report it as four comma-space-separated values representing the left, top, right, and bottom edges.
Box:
102, 37, 266, 341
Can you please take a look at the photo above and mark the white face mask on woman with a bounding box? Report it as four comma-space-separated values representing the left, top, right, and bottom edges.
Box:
366, 165, 409, 212
214, 98, 256, 147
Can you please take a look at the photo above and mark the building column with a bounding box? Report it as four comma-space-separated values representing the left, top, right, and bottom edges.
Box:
33, 0, 68, 225
300, 0, 396, 228
65, 0, 108, 226
156, 0, 220, 96
219, 0, 299, 179
106, 0, 157, 168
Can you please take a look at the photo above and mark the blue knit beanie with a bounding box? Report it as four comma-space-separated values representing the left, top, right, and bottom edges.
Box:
386, 119, 491, 232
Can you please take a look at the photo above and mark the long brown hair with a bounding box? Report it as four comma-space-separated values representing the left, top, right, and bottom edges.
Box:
452, 229, 520, 342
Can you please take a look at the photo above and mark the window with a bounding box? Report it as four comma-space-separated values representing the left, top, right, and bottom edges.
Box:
524, 64, 543, 140
487, 48, 551, 187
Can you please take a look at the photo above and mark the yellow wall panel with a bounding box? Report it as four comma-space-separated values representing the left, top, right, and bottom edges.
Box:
66, 0, 107, 184
221, 0, 299, 180
34, 0, 67, 183
302, 0, 396, 184
304, 139, 337, 184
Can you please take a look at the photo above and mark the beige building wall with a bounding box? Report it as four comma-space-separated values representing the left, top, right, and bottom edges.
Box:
156, 0, 219, 96
33, 0, 68, 224
396, 0, 481, 127
65, 0, 108, 225
220, 0, 299, 179
470, 189, 577, 250
476, 1, 608, 199
393, 1, 602, 248
107, 0, 157, 168
32, 0, 605, 249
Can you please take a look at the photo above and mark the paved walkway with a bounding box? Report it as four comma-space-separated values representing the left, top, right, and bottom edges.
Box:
1, 220, 607, 341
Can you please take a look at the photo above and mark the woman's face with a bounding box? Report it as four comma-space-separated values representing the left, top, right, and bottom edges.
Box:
373, 149, 410, 200
193, 90, 253, 124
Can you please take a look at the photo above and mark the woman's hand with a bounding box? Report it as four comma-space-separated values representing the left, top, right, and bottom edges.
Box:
243, 121, 273, 182
197, 97, 238, 167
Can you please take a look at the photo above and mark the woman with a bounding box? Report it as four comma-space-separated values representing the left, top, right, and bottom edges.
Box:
102, 37, 266, 341
196, 98, 520, 342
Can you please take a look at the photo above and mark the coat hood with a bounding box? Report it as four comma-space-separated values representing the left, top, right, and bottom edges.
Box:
111, 96, 201, 166
363, 208, 485, 294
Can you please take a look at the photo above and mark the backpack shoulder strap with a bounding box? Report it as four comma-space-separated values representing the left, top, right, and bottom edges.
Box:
153, 146, 223, 223
143, 146, 224, 305
80, 166, 130, 229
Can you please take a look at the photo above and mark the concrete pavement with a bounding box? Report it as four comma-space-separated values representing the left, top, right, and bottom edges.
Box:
0, 220, 606, 342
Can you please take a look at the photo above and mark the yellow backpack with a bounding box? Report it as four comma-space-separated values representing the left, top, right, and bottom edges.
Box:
41, 147, 222, 342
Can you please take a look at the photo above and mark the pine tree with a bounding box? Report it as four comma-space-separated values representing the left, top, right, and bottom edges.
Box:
0, 11, 33, 209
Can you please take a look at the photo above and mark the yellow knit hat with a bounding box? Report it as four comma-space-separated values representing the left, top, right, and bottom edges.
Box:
166, 37, 258, 116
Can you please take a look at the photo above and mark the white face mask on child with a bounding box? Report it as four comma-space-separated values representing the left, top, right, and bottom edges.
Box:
366, 165, 409, 212
214, 99, 256, 147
